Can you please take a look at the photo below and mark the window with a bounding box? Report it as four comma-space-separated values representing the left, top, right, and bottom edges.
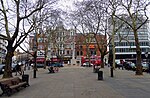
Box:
114, 36, 118, 40
71, 32, 74, 36
94, 51, 96, 55
44, 38, 47, 43
115, 48, 118, 52
76, 51, 79, 56
91, 51, 96, 55
38, 38, 43, 43
91, 51, 93, 55
67, 50, 70, 55
38, 45, 43, 50
80, 51, 83, 55
91, 38, 96, 43
130, 42, 134, 46
115, 42, 117, 46
128, 36, 134, 40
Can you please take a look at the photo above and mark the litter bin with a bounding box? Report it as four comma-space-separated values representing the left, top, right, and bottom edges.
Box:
22, 74, 30, 86
98, 71, 103, 80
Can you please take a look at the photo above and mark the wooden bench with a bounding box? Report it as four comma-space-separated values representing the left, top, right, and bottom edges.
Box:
0, 77, 29, 96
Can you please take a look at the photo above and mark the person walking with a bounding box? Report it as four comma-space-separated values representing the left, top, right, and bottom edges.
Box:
15, 63, 22, 76
20, 63, 25, 75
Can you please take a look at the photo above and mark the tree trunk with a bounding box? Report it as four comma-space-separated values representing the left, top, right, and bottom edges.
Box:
43, 54, 46, 69
2, 51, 13, 78
134, 30, 143, 75
136, 50, 143, 75
135, 44, 142, 75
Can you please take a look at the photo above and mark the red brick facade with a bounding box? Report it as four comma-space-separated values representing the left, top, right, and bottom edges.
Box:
75, 33, 107, 57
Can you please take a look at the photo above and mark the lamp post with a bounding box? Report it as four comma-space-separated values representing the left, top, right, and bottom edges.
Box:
51, 51, 54, 64
109, 43, 113, 77
33, 33, 37, 78
0, 50, 1, 64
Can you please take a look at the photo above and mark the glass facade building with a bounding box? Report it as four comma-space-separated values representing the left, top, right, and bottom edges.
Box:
114, 27, 150, 60
108, 15, 150, 60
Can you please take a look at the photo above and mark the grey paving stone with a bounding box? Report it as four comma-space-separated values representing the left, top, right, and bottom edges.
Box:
0, 66, 150, 98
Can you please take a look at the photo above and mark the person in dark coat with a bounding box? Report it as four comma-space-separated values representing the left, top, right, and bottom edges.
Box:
15, 63, 22, 76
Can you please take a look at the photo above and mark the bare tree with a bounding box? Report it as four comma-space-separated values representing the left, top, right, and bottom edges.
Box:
70, 0, 110, 68
105, 0, 124, 70
113, 0, 150, 75
42, 9, 63, 68
0, 0, 56, 78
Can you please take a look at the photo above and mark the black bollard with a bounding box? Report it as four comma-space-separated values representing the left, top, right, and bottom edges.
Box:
110, 67, 113, 77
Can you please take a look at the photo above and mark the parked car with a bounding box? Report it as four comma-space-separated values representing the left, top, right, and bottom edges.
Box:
11, 63, 17, 72
115, 61, 123, 69
1, 63, 18, 73
82, 62, 93, 67
115, 63, 123, 69
124, 62, 136, 70
142, 62, 149, 72
50, 62, 63, 67
36, 63, 44, 68
0, 64, 5, 74
129, 62, 136, 71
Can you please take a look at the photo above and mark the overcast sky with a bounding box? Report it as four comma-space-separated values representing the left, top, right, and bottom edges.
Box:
58, 0, 150, 17
58, 0, 83, 11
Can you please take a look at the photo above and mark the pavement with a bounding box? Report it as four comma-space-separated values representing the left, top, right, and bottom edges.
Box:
0, 65, 150, 98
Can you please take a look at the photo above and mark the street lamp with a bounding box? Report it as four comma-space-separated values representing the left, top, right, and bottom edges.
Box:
109, 43, 113, 77
33, 33, 37, 78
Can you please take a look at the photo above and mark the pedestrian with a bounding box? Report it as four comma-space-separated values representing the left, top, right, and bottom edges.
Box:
48, 66, 55, 73
148, 62, 150, 73
20, 63, 25, 75
15, 63, 22, 76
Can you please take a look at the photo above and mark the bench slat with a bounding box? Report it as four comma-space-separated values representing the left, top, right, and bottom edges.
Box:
0, 77, 29, 96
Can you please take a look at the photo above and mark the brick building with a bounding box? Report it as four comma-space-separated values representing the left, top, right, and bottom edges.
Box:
75, 33, 107, 58
29, 25, 107, 65
29, 33, 47, 64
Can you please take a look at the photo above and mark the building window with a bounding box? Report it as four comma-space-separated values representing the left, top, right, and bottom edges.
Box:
90, 38, 96, 43
38, 45, 43, 50
38, 38, 43, 43
128, 36, 134, 40
67, 50, 70, 55
71, 32, 74, 36
130, 42, 134, 46
91, 51, 96, 55
77, 51, 79, 56
80, 51, 83, 55
94, 51, 96, 55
